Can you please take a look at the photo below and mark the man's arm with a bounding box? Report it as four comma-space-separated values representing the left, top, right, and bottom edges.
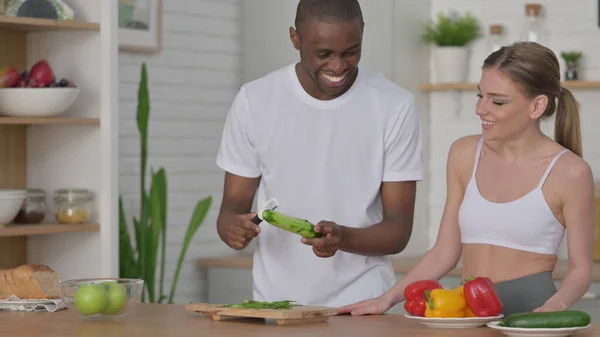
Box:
338, 180, 416, 256
216, 172, 261, 246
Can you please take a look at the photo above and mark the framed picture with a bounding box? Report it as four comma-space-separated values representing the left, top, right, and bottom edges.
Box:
118, 0, 162, 53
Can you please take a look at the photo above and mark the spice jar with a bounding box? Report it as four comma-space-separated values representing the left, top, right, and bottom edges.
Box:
54, 189, 92, 224
13, 189, 47, 224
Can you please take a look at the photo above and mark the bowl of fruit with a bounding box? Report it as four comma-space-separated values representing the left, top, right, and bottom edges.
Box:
58, 278, 144, 320
0, 59, 79, 117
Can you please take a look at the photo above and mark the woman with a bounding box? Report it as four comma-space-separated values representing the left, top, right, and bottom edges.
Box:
338, 41, 595, 316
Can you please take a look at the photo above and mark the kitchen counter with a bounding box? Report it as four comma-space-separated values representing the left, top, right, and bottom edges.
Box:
2, 303, 598, 337
197, 253, 600, 281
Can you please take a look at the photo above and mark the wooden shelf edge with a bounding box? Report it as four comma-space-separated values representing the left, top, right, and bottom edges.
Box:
0, 117, 100, 125
0, 223, 100, 237
419, 81, 600, 92
0, 15, 99, 31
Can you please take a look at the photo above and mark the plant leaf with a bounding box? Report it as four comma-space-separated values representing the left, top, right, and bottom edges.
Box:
168, 196, 213, 303
118, 196, 138, 279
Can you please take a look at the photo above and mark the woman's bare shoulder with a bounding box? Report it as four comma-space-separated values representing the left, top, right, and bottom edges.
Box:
553, 150, 594, 184
448, 134, 482, 162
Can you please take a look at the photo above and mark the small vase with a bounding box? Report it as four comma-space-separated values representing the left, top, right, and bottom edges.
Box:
565, 61, 579, 81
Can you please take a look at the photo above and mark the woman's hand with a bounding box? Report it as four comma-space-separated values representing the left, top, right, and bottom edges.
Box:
337, 294, 395, 316
533, 299, 568, 312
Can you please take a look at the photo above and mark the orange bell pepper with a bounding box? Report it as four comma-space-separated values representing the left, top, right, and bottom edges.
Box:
424, 288, 466, 318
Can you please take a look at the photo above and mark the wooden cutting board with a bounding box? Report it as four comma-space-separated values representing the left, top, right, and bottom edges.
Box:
185, 302, 338, 325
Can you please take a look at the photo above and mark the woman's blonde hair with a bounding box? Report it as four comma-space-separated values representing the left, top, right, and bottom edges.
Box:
482, 41, 582, 157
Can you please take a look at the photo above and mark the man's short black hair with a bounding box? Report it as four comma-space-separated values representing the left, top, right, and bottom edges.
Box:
294, 0, 364, 32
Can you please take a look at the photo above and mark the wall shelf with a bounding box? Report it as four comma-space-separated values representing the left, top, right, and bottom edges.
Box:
0, 117, 100, 125
419, 81, 600, 92
0, 223, 100, 237
0, 2, 118, 280
0, 15, 99, 32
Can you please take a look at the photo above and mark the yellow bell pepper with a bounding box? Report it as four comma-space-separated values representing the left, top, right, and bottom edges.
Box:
424, 288, 466, 318
454, 286, 476, 317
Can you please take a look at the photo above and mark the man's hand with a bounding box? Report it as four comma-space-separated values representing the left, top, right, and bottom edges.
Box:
222, 213, 261, 250
302, 221, 343, 258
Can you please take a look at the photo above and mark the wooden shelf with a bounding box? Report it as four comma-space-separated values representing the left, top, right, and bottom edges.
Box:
0, 223, 100, 237
419, 81, 600, 92
0, 15, 99, 32
0, 117, 99, 125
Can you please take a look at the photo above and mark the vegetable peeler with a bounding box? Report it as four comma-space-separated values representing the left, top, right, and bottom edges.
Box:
250, 197, 279, 225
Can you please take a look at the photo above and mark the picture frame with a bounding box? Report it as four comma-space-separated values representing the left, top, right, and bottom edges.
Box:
118, 0, 162, 54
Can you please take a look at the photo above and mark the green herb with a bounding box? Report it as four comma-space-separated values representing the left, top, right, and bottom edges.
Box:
422, 11, 481, 46
221, 299, 297, 310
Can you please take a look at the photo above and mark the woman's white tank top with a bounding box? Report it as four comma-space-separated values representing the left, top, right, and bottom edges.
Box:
458, 137, 568, 255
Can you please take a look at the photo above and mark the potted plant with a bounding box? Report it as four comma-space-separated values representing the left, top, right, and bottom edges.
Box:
423, 11, 481, 83
560, 51, 582, 81
119, 63, 213, 304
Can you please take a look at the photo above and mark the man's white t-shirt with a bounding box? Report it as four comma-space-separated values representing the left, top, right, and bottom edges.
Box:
216, 64, 424, 307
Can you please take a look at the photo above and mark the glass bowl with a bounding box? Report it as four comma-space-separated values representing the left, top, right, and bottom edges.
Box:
58, 278, 144, 320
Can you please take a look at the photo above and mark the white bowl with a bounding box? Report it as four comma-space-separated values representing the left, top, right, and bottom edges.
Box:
0, 190, 26, 226
0, 87, 79, 117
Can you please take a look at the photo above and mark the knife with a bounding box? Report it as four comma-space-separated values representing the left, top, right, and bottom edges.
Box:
250, 198, 279, 225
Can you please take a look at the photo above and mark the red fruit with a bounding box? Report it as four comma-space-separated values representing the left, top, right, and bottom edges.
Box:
29, 59, 54, 86
0, 67, 20, 88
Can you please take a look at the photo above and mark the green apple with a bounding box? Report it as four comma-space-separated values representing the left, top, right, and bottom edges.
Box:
74, 284, 107, 316
101, 282, 127, 315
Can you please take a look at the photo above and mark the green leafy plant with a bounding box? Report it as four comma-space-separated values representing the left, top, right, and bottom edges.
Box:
561, 51, 582, 63
423, 11, 481, 46
119, 62, 213, 304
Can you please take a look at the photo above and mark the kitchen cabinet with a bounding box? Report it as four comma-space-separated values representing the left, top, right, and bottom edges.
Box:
0, 2, 118, 280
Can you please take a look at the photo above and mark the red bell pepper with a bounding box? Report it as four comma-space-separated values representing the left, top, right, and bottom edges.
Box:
403, 280, 443, 316
463, 276, 503, 317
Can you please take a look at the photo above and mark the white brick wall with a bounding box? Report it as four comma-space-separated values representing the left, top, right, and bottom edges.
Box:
427, 0, 600, 257
118, 0, 241, 304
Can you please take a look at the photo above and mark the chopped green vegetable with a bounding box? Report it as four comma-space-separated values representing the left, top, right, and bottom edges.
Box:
221, 299, 297, 310
261, 209, 322, 238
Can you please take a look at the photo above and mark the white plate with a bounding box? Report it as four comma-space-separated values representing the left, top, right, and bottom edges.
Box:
486, 321, 591, 337
404, 313, 504, 328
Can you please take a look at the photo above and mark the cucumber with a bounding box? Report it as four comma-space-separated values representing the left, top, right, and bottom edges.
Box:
261, 209, 322, 238
498, 310, 591, 329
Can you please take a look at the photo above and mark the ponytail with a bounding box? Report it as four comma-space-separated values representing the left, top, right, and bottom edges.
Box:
554, 87, 582, 157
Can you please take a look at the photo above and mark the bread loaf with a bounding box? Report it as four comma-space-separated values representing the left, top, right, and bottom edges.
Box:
0, 264, 61, 300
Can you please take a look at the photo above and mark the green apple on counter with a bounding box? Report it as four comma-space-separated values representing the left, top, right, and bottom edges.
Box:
73, 282, 126, 316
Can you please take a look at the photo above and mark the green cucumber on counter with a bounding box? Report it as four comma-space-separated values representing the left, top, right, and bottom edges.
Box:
261, 209, 322, 239
498, 310, 591, 329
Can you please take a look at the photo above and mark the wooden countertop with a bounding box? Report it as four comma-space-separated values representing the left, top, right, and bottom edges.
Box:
196, 254, 600, 281
1, 303, 597, 337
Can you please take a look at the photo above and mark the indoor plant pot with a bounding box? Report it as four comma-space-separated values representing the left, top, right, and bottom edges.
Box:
423, 11, 481, 83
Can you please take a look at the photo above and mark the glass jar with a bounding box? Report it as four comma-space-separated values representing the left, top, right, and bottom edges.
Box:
54, 189, 92, 224
487, 24, 506, 54
520, 3, 549, 45
13, 189, 47, 224
593, 178, 600, 262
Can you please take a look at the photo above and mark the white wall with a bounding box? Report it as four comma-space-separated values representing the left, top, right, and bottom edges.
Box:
240, 0, 432, 256
118, 0, 242, 303
426, 0, 600, 258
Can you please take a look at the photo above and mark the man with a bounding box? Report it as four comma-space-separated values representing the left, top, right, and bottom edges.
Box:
215, 0, 424, 308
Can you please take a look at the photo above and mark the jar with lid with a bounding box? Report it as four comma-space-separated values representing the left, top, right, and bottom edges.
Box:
54, 189, 92, 224
519, 3, 549, 45
13, 189, 47, 224
487, 24, 507, 54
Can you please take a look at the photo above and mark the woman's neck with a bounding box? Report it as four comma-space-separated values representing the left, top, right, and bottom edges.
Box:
485, 127, 547, 162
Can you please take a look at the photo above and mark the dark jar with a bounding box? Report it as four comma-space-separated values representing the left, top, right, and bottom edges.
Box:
13, 189, 47, 224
